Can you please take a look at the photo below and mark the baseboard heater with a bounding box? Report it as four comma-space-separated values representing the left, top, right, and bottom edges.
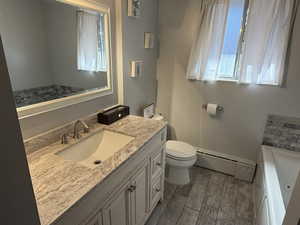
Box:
195, 148, 256, 182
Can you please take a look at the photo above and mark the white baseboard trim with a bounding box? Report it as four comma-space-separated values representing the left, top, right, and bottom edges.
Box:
195, 148, 257, 182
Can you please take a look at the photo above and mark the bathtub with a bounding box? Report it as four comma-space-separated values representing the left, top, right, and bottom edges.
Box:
256, 146, 300, 225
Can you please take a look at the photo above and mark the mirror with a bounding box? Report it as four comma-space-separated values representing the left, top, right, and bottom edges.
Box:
0, 0, 112, 115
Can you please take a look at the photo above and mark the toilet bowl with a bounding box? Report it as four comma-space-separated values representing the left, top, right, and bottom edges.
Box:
148, 113, 197, 185
165, 140, 197, 185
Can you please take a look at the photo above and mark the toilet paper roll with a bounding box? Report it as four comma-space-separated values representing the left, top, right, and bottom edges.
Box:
207, 103, 218, 116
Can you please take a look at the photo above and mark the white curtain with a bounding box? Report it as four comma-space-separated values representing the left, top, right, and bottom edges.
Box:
77, 10, 107, 72
186, 0, 230, 81
97, 13, 107, 72
238, 0, 295, 85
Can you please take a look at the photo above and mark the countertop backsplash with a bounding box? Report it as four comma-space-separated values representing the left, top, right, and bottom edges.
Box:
23, 113, 99, 155
263, 114, 300, 152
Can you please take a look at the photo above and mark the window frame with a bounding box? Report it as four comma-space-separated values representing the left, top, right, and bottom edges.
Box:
217, 0, 250, 81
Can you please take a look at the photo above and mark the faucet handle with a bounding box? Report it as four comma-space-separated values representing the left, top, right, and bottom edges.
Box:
61, 133, 69, 144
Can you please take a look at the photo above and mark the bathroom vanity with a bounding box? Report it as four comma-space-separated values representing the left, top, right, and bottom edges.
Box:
25, 116, 167, 225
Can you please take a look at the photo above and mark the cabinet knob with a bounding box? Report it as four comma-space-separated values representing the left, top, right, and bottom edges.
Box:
156, 162, 162, 166
128, 185, 136, 192
155, 188, 161, 192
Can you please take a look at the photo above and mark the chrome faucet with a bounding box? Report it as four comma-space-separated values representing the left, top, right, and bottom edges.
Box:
73, 120, 89, 139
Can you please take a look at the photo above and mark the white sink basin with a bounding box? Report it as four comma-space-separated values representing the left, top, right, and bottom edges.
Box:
56, 130, 134, 168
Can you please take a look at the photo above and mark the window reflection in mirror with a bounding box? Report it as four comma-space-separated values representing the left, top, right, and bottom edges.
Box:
0, 0, 111, 109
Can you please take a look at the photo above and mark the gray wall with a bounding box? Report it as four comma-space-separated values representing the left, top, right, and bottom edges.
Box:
44, 1, 108, 90
156, 0, 300, 161
0, 0, 53, 91
19, 0, 118, 139
0, 36, 40, 225
122, 0, 159, 115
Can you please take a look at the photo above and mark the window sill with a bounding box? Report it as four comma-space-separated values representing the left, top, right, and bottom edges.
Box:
216, 78, 238, 83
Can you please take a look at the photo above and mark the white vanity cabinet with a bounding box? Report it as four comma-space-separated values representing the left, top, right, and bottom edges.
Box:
103, 181, 131, 225
102, 162, 149, 225
149, 147, 164, 210
75, 127, 167, 225
129, 163, 149, 225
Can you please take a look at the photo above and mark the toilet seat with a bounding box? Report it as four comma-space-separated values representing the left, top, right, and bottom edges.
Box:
166, 153, 196, 161
165, 141, 197, 185
166, 141, 196, 160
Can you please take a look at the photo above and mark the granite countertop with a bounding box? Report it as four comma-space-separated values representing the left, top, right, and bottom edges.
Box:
26, 116, 166, 225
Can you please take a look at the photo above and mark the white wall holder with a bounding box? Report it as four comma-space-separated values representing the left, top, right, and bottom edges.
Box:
128, 0, 141, 18
202, 103, 224, 113
144, 32, 155, 49
129, 61, 143, 78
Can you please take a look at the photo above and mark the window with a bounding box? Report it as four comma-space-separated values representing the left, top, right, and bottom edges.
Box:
77, 10, 107, 72
187, 0, 295, 85
217, 0, 248, 80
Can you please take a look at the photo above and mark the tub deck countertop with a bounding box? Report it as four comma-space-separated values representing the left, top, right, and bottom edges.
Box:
26, 116, 166, 225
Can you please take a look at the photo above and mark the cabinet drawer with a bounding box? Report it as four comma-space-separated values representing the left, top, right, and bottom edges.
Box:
151, 148, 164, 178
150, 174, 163, 209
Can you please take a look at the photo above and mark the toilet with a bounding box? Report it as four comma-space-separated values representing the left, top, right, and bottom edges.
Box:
149, 113, 197, 185
165, 141, 197, 185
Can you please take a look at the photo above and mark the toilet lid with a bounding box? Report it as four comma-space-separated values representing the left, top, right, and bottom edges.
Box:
166, 141, 196, 159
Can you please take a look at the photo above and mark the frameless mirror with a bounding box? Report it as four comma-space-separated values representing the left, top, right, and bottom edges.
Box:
0, 0, 112, 117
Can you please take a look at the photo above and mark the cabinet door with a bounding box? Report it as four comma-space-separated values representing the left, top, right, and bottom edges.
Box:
130, 164, 149, 225
85, 212, 103, 225
103, 182, 130, 225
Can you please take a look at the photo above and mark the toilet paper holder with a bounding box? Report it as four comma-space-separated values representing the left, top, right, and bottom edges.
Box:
202, 104, 224, 113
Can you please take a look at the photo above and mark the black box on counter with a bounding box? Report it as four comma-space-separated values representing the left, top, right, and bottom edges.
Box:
97, 105, 130, 125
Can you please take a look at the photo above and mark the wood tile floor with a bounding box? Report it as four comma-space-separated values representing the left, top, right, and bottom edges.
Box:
146, 167, 254, 225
